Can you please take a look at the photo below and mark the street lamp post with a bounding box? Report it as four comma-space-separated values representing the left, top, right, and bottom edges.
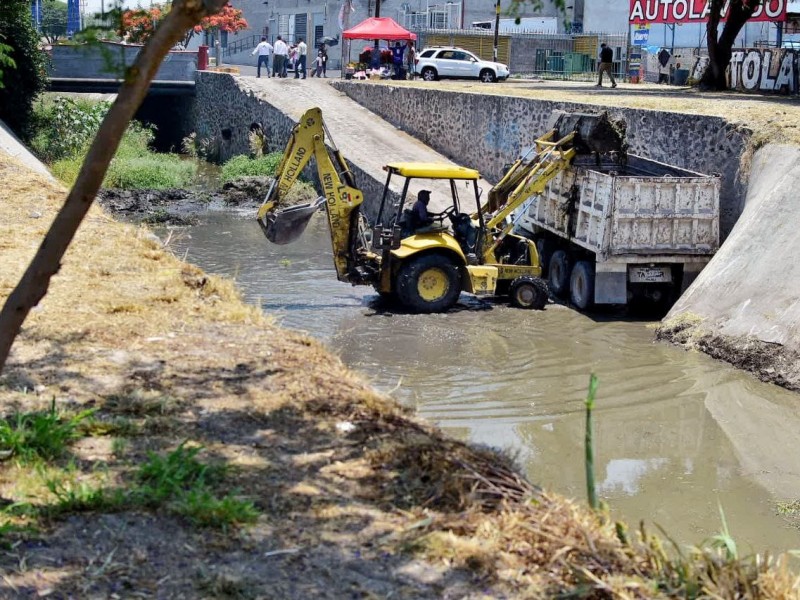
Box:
492, 0, 500, 62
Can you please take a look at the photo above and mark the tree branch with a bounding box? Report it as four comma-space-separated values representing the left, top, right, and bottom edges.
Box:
0, 0, 228, 373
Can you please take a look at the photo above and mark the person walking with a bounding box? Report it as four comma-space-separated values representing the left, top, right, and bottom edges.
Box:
251, 37, 273, 78
596, 42, 617, 88
295, 37, 307, 79
273, 35, 288, 78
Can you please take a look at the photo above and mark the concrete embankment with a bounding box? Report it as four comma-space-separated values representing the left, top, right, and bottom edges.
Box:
658, 143, 800, 390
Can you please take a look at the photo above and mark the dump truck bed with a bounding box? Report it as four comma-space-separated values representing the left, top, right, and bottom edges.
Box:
520, 154, 720, 259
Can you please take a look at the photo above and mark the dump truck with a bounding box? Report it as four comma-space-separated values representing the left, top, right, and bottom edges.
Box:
515, 150, 721, 310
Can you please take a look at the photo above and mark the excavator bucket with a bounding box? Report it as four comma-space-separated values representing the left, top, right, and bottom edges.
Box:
261, 197, 326, 245
552, 111, 628, 157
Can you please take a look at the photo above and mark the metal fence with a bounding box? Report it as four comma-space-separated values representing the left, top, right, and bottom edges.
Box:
412, 29, 629, 81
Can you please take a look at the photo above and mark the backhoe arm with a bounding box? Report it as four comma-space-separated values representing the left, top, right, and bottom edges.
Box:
256, 107, 367, 284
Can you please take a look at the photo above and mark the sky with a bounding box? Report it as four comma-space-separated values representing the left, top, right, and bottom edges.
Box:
82, 0, 154, 15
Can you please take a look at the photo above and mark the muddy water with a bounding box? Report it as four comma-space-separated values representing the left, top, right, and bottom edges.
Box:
167, 212, 800, 553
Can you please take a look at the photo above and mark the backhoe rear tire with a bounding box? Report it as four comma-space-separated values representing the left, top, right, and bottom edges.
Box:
396, 253, 462, 313
509, 276, 549, 310
548, 250, 570, 298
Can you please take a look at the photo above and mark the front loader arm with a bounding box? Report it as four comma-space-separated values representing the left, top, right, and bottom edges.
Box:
256, 107, 368, 284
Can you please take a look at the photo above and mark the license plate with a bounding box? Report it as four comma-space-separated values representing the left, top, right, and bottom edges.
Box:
629, 266, 672, 283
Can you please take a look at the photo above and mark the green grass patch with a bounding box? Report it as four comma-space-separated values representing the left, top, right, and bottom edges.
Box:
6, 443, 258, 529
0, 400, 94, 462
220, 153, 283, 183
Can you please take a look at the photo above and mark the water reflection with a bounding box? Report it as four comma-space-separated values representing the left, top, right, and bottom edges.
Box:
163, 212, 800, 553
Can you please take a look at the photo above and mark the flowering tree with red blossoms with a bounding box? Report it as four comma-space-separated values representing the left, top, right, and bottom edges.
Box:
120, 2, 248, 47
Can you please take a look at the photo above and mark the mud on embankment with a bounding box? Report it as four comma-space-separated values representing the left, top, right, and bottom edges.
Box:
658, 144, 800, 391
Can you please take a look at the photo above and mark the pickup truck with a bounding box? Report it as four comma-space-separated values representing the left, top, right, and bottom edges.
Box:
515, 154, 720, 310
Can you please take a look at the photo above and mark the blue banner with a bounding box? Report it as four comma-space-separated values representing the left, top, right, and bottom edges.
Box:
67, 0, 81, 38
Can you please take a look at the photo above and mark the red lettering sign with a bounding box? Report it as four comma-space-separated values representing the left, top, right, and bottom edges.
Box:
629, 0, 787, 23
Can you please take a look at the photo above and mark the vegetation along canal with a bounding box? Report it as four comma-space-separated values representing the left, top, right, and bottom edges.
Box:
163, 212, 800, 555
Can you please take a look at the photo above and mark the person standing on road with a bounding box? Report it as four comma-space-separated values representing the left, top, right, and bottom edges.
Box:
251, 37, 273, 78
319, 43, 328, 77
391, 41, 407, 79
406, 40, 416, 80
310, 51, 324, 77
273, 36, 288, 78
596, 43, 617, 88
295, 38, 307, 79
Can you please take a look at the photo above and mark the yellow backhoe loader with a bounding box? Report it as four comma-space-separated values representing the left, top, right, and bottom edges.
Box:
256, 107, 622, 313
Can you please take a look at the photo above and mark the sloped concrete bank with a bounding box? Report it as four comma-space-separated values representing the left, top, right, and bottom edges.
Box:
658, 144, 800, 391
331, 81, 751, 239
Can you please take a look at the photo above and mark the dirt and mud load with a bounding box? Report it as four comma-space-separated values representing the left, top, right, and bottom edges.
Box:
257, 107, 625, 313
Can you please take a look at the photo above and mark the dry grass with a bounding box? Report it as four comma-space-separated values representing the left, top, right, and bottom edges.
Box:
0, 151, 798, 598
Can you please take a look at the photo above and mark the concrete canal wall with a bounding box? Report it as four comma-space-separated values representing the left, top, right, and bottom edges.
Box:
330, 82, 751, 240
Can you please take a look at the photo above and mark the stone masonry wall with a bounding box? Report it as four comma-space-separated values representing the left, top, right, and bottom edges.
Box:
193, 72, 397, 220
330, 82, 752, 238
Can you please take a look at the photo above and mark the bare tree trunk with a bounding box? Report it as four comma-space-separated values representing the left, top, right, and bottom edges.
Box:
0, 0, 228, 373
701, 0, 761, 90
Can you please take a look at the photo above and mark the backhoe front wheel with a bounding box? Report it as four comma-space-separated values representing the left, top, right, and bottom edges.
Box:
509, 276, 549, 310
396, 254, 462, 313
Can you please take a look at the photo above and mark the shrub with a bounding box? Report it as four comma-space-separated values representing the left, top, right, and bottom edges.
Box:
105, 154, 196, 189
31, 96, 112, 163
220, 153, 283, 183
0, 0, 49, 139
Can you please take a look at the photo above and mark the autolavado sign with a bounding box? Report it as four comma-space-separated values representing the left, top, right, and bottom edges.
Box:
629, 0, 787, 23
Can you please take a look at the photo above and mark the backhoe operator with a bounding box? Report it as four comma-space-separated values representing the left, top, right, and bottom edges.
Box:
410, 190, 435, 231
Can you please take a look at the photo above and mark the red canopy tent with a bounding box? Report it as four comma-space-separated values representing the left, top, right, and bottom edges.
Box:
342, 17, 417, 41
342, 17, 416, 76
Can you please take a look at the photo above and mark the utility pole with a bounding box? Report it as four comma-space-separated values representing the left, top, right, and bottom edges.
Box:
372, 0, 381, 69
493, 0, 500, 62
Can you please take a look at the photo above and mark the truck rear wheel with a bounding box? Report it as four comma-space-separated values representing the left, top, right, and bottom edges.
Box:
396, 254, 462, 313
570, 261, 595, 310
509, 276, 549, 310
548, 250, 570, 298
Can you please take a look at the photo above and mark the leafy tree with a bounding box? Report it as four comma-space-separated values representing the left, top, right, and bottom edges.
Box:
0, 0, 49, 139
41, 0, 69, 44
0, 35, 16, 89
120, 2, 248, 48
701, 0, 763, 90
0, 0, 231, 373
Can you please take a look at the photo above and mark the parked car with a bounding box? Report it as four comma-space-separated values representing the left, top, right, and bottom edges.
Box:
414, 46, 509, 83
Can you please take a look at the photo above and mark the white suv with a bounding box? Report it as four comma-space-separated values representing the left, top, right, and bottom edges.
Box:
414, 46, 509, 83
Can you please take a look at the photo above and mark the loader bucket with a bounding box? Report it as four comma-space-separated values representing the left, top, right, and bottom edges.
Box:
260, 197, 326, 245
552, 111, 628, 157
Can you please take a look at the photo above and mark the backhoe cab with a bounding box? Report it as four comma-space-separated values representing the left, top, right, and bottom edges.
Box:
258, 107, 621, 314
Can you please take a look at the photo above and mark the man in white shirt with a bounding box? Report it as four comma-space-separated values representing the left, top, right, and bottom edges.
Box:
251, 37, 273, 78
295, 38, 308, 79
273, 36, 288, 78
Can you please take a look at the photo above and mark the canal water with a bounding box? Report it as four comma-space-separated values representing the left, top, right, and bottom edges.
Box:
165, 212, 800, 554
